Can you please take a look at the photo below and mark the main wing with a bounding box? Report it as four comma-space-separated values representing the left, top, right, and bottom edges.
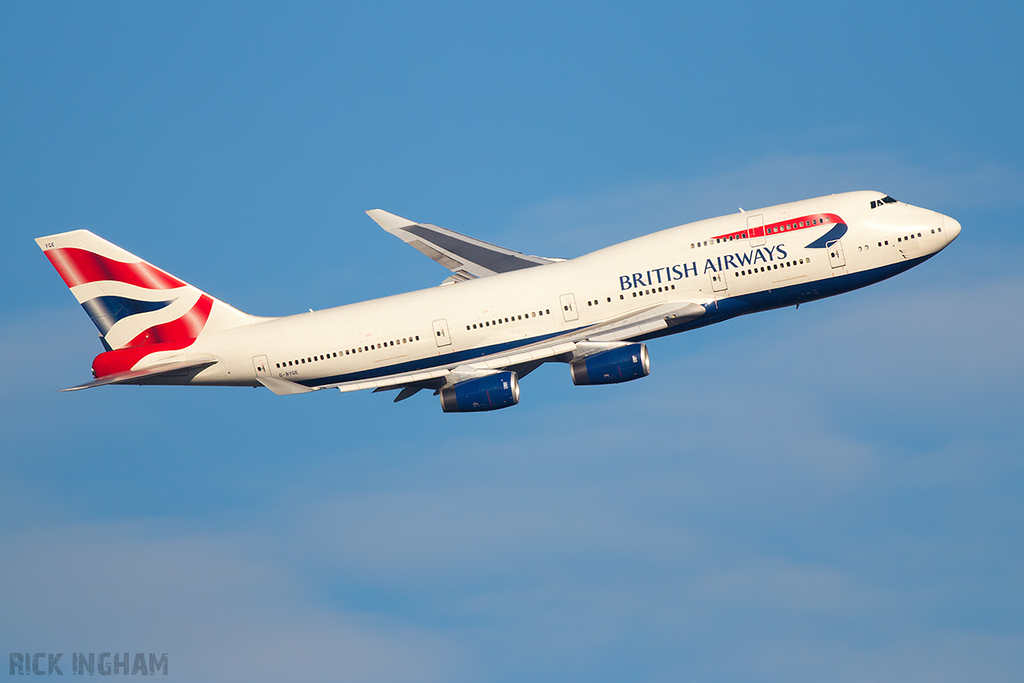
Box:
366, 209, 563, 284
257, 299, 710, 398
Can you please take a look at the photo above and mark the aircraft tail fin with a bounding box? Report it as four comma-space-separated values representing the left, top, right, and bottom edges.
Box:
35, 230, 253, 356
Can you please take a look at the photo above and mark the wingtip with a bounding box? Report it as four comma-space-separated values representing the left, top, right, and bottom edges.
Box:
366, 209, 417, 231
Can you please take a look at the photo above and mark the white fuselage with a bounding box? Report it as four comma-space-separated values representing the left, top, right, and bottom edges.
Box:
182, 191, 960, 389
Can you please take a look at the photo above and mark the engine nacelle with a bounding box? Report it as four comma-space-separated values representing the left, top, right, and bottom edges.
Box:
570, 343, 650, 385
440, 371, 520, 412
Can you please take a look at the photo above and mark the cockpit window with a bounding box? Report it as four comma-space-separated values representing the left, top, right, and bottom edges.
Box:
870, 195, 898, 209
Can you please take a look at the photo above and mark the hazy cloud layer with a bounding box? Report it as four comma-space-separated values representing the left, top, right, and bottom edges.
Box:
3, 256, 1021, 682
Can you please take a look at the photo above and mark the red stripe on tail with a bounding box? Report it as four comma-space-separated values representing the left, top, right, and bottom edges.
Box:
45, 247, 186, 289
92, 340, 197, 378
92, 295, 215, 377
124, 295, 214, 348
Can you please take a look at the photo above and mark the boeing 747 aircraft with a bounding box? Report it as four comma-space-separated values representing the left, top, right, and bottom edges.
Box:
37, 191, 960, 412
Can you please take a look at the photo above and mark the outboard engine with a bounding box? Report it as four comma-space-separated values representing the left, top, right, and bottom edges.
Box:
440, 371, 520, 412
570, 343, 650, 385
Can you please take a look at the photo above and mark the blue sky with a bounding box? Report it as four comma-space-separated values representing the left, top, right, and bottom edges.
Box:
2, 2, 1023, 681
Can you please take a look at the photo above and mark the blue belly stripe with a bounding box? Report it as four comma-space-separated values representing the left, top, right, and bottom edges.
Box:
302, 328, 583, 388
635, 252, 937, 342
300, 253, 936, 389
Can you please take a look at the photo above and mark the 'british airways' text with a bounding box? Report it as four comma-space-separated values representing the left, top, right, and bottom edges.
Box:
619, 245, 788, 290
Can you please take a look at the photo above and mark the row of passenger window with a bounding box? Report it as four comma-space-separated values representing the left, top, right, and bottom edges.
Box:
896, 231, 924, 243
275, 334, 422, 369
692, 235, 747, 247
690, 218, 830, 248
629, 284, 677, 298
766, 218, 827, 234
870, 229, 929, 250
734, 258, 809, 277
465, 310, 550, 331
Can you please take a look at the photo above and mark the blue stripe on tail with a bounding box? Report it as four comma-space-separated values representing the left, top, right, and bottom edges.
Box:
81, 295, 176, 334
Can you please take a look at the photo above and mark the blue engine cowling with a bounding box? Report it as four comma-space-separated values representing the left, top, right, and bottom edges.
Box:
440, 371, 520, 412
570, 343, 650, 385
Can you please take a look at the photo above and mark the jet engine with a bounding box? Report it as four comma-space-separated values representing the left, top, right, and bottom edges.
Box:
570, 343, 650, 385
440, 371, 520, 412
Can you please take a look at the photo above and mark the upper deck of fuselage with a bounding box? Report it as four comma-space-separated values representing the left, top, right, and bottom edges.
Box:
574, 190, 958, 264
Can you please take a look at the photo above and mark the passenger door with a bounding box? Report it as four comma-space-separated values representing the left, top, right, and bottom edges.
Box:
747, 214, 765, 247
559, 293, 579, 322
432, 318, 452, 347
711, 270, 728, 293
828, 240, 846, 268
252, 355, 271, 377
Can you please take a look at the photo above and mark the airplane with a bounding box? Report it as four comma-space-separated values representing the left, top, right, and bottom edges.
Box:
36, 191, 960, 412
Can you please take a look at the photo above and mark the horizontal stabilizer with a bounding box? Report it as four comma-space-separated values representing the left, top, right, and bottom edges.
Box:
61, 358, 219, 391
366, 209, 562, 282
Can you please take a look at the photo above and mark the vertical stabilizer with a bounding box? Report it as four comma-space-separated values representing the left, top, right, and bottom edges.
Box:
36, 230, 254, 377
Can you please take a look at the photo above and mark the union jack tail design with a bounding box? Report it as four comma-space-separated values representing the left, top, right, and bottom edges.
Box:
36, 230, 251, 378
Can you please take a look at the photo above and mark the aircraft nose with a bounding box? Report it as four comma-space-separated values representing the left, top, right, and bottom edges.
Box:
943, 214, 962, 243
